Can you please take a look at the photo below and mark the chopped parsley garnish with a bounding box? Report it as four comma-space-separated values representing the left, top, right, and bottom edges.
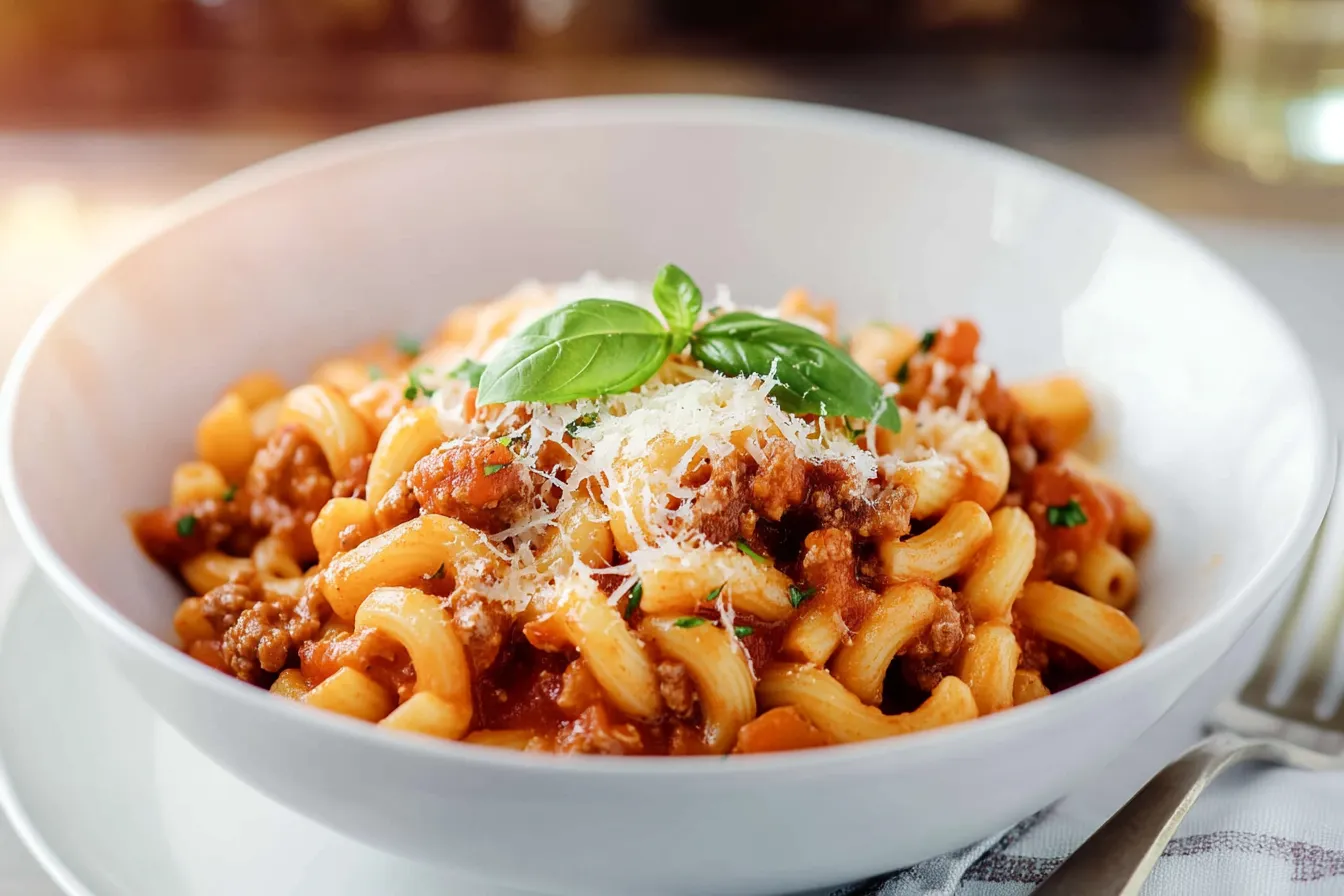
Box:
222, 485, 238, 503
448, 358, 486, 388
367, 364, 384, 381
565, 412, 599, 436
426, 562, 446, 580
395, 333, 422, 357
1046, 499, 1088, 528
624, 581, 643, 620
484, 462, 509, 476
704, 584, 725, 603
918, 329, 937, 352
788, 585, 816, 608
403, 367, 437, 401
176, 515, 198, 538
736, 539, 768, 564
895, 360, 910, 384
673, 616, 707, 628
496, 435, 516, 449
733, 625, 754, 638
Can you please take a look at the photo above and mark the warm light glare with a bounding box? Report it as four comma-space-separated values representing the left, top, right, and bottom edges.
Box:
0, 181, 159, 361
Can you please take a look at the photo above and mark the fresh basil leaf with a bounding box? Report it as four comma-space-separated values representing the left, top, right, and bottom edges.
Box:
476, 299, 672, 405
652, 263, 703, 351
448, 358, 486, 388
690, 312, 901, 431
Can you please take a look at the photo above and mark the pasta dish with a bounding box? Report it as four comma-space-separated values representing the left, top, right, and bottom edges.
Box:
131, 266, 1150, 756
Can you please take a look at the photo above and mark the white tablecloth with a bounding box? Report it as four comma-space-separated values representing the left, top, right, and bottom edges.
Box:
0, 218, 1340, 895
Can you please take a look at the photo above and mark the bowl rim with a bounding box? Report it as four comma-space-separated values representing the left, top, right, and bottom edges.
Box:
1, 94, 1335, 775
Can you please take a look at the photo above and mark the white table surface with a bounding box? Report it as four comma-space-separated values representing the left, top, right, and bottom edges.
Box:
0, 217, 1340, 895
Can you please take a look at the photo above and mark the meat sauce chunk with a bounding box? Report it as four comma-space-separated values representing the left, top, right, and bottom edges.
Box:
247, 425, 336, 564
206, 578, 325, 684
408, 436, 534, 533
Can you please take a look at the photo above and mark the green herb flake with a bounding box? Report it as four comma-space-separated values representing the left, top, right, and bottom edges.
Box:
733, 625, 755, 638
673, 616, 707, 629
448, 358, 486, 388
704, 584, 726, 603
222, 485, 238, 503
367, 364, 384, 381
624, 581, 644, 620
176, 515, 198, 538
896, 360, 910, 384
918, 330, 937, 353
395, 333, 422, 358
405, 367, 437, 400
736, 539, 768, 564
496, 435, 516, 449
484, 462, 509, 477
788, 585, 816, 608
426, 563, 446, 580
565, 412, 600, 437
1046, 499, 1088, 528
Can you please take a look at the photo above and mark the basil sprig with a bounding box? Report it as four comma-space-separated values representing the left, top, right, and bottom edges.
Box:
474, 264, 900, 432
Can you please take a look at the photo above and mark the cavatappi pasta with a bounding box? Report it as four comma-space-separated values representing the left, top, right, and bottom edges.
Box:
132, 275, 1150, 756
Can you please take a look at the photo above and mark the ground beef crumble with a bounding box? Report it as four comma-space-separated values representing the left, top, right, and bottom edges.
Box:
247, 425, 336, 564
208, 577, 325, 684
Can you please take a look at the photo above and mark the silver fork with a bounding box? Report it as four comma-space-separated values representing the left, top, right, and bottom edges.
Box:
1034, 446, 1344, 896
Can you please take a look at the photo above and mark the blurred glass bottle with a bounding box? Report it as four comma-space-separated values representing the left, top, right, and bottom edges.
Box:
1191, 0, 1344, 183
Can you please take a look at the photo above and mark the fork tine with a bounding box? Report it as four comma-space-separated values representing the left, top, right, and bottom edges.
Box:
1239, 440, 1344, 722
1236, 523, 1327, 711
1310, 496, 1344, 720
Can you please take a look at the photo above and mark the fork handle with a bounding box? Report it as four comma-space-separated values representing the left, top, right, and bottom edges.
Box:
1032, 732, 1279, 896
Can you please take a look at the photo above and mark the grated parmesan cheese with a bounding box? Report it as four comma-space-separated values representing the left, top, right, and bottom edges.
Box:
414, 275, 891, 612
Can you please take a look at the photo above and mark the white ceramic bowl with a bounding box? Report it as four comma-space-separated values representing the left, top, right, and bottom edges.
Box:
0, 96, 1333, 896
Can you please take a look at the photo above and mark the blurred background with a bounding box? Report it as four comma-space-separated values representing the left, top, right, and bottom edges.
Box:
1, 0, 1343, 364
